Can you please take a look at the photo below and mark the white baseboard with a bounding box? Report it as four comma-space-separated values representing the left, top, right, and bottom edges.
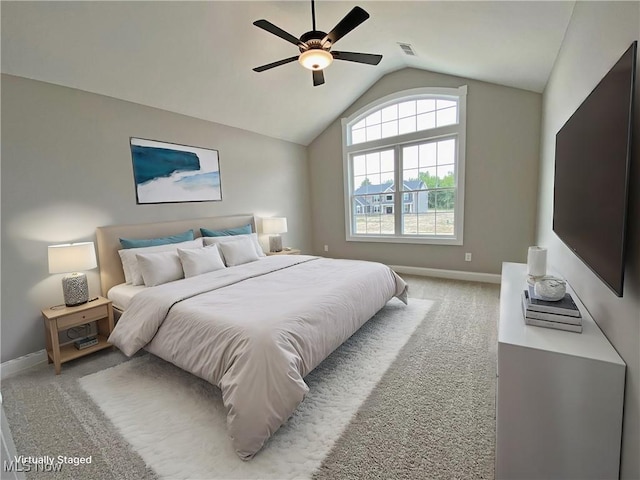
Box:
390, 265, 501, 284
1, 350, 47, 380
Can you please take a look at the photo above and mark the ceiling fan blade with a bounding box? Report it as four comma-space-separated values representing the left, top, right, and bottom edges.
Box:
253, 19, 307, 48
332, 51, 383, 65
322, 6, 370, 46
313, 70, 325, 86
253, 56, 299, 72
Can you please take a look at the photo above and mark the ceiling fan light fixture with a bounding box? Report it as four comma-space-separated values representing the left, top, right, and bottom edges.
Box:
298, 49, 333, 71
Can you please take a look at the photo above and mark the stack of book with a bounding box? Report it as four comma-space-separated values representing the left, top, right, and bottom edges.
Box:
521, 286, 582, 333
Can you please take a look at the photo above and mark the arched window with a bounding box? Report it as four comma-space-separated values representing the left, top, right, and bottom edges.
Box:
342, 86, 467, 245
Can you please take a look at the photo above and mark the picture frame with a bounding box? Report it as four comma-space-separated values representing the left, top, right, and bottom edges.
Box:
129, 137, 222, 204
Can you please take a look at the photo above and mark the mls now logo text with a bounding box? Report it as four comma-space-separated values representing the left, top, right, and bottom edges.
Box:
3, 459, 63, 473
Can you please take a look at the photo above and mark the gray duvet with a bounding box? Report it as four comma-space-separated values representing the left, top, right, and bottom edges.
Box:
108, 255, 407, 459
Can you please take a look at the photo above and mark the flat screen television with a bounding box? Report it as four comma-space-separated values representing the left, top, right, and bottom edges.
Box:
553, 41, 636, 297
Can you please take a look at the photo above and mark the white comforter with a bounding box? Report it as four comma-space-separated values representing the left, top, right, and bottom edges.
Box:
108, 255, 407, 459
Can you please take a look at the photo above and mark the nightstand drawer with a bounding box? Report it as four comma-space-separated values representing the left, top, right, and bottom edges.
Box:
57, 305, 109, 329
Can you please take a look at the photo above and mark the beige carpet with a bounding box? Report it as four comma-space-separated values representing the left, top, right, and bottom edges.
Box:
1, 275, 499, 480
315, 276, 498, 479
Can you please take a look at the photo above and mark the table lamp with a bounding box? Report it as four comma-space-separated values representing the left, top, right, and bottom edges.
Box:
48, 242, 97, 306
262, 217, 288, 253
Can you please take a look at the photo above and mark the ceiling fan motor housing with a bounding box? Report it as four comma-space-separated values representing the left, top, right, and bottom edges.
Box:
300, 30, 327, 43
299, 31, 330, 50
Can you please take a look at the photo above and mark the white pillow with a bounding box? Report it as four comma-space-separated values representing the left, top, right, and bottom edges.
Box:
203, 233, 265, 258
178, 245, 226, 278
118, 238, 203, 285
135, 250, 184, 287
217, 236, 260, 267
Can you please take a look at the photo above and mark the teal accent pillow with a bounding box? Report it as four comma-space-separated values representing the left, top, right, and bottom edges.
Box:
119, 229, 195, 249
200, 224, 252, 237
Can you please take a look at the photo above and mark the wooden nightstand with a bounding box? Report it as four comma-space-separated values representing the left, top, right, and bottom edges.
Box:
266, 249, 301, 256
41, 297, 114, 374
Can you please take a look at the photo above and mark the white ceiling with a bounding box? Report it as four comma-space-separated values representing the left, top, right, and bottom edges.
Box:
1, 1, 575, 146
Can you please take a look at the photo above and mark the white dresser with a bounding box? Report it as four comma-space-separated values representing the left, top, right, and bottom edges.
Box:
496, 262, 625, 480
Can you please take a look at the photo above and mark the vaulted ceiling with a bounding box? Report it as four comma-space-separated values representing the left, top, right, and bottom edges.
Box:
1, 1, 575, 145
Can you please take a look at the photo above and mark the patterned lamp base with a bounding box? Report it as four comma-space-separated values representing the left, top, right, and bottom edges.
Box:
62, 272, 89, 307
269, 235, 283, 253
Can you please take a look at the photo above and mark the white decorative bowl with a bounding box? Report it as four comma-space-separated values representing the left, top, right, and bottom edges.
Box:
534, 277, 567, 301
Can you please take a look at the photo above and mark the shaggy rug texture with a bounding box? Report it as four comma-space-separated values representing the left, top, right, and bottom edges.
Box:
1, 276, 499, 480
78, 299, 433, 480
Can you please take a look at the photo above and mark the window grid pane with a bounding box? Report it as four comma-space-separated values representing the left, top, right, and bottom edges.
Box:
401, 188, 432, 235
353, 154, 366, 176
403, 168, 420, 184
365, 110, 382, 127
352, 128, 366, 144
399, 139, 457, 237
366, 124, 382, 141
434, 189, 455, 235
380, 150, 395, 172
420, 142, 437, 167
354, 175, 367, 189
353, 119, 366, 130
365, 152, 380, 174
437, 164, 455, 185
417, 99, 436, 114
402, 138, 456, 190
436, 107, 457, 127
417, 112, 436, 131
381, 121, 398, 139
381, 105, 398, 122
353, 194, 395, 235
398, 101, 417, 118
398, 116, 416, 135
437, 99, 457, 109
352, 148, 396, 194
437, 139, 456, 164
350, 97, 458, 146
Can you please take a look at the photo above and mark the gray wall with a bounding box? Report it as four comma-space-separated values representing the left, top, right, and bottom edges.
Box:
536, 2, 639, 478
1, 74, 311, 363
308, 68, 541, 274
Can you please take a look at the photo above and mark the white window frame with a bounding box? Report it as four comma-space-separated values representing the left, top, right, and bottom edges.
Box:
342, 86, 467, 245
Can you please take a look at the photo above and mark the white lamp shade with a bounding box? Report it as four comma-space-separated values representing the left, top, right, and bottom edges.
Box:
48, 242, 97, 274
262, 217, 288, 235
298, 49, 333, 71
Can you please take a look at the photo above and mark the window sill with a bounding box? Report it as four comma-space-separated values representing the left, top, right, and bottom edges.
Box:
346, 234, 463, 246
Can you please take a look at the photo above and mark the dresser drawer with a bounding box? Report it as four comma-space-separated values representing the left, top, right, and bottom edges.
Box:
57, 305, 109, 330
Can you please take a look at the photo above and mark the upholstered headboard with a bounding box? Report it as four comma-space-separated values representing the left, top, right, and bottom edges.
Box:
96, 214, 257, 296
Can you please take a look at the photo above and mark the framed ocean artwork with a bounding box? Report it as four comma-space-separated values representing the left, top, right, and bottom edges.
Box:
129, 137, 222, 204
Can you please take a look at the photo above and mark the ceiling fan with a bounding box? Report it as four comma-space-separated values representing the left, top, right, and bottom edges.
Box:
252, 0, 383, 86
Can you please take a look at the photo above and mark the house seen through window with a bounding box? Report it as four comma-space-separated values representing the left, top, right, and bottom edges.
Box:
342, 86, 467, 245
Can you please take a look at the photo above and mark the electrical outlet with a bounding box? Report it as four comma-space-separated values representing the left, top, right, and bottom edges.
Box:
324, 245, 329, 252
465, 252, 472, 262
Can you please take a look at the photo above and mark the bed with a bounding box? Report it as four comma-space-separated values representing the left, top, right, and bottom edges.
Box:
96, 214, 407, 459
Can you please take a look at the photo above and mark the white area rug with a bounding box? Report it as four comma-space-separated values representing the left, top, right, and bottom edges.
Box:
79, 298, 433, 480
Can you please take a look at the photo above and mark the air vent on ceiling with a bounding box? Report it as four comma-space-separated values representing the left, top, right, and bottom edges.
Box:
398, 42, 416, 56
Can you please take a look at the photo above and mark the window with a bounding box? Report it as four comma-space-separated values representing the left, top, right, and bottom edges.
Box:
343, 86, 467, 245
